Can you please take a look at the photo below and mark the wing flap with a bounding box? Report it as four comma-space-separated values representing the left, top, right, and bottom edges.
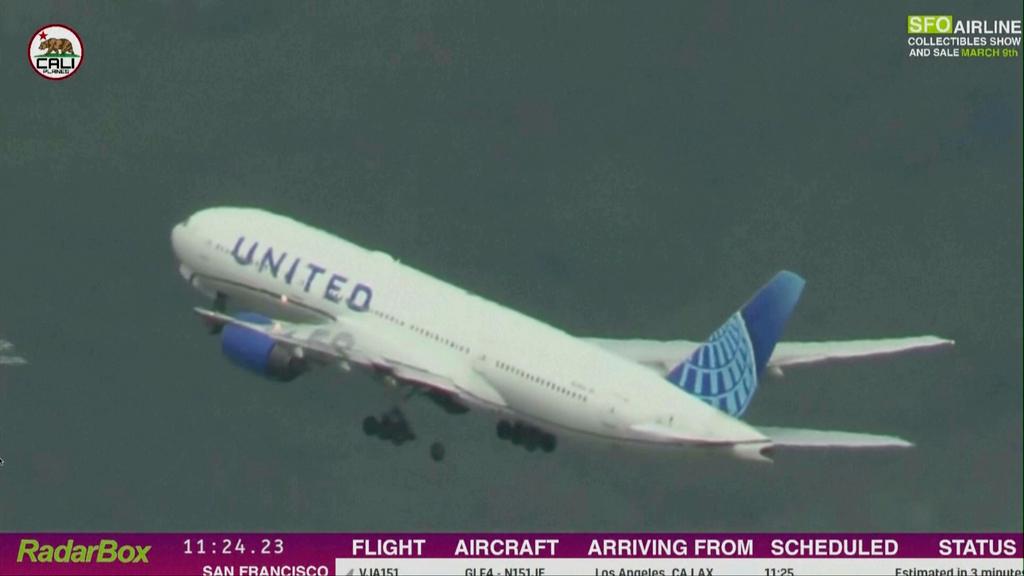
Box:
629, 423, 719, 444
193, 307, 504, 409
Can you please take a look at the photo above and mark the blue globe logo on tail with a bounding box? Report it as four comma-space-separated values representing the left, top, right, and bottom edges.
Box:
666, 313, 757, 416
666, 271, 805, 417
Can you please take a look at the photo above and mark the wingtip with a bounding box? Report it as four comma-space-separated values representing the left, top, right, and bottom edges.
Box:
920, 335, 956, 349
861, 434, 915, 449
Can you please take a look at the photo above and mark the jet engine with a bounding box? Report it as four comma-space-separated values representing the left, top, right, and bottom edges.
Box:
221, 313, 307, 382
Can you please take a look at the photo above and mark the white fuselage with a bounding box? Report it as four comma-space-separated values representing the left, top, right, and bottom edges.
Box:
171, 208, 766, 447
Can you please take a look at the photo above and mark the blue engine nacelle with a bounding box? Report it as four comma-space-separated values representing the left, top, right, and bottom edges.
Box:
221, 313, 307, 382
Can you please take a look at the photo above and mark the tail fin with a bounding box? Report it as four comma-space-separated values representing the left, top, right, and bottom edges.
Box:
666, 271, 805, 417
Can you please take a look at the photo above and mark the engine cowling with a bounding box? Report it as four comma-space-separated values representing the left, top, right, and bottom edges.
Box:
221, 313, 307, 382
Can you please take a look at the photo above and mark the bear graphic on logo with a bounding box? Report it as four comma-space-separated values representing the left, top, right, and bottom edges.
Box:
28, 24, 85, 80
38, 37, 74, 55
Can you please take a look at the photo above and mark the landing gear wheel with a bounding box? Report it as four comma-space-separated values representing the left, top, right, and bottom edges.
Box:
540, 433, 556, 453
510, 422, 525, 445
430, 442, 445, 462
371, 409, 415, 445
378, 415, 395, 440
496, 420, 557, 454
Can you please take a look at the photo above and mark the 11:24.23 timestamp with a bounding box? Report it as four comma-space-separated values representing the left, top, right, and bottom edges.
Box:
184, 538, 284, 556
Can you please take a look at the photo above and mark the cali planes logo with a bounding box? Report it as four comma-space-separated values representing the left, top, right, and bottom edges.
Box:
28, 24, 84, 80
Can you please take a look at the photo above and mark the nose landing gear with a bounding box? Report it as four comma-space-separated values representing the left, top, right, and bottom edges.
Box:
203, 292, 229, 334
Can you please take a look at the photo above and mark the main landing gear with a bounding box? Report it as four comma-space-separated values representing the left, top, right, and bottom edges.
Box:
362, 408, 415, 445
496, 420, 556, 453
362, 408, 447, 462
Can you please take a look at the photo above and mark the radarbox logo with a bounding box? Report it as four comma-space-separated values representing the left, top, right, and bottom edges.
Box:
28, 24, 84, 81
16, 538, 150, 563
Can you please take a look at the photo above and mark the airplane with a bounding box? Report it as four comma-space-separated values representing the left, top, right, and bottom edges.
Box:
0, 339, 27, 366
171, 207, 953, 462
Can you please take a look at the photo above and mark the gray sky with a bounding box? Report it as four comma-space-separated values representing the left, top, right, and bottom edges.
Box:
0, 1, 1020, 531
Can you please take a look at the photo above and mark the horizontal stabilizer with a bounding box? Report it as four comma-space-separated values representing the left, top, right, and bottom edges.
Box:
769, 336, 954, 368
584, 335, 954, 375
758, 426, 913, 449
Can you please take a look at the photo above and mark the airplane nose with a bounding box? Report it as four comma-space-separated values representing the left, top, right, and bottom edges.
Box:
171, 220, 201, 283
171, 222, 188, 261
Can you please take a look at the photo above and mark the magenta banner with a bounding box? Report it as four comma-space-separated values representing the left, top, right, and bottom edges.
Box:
0, 533, 1020, 576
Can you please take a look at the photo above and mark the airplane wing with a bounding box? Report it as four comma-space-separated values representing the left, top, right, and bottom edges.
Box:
628, 423, 909, 464
194, 308, 507, 411
768, 337, 954, 368
626, 422, 910, 449
757, 426, 913, 448
584, 336, 953, 375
